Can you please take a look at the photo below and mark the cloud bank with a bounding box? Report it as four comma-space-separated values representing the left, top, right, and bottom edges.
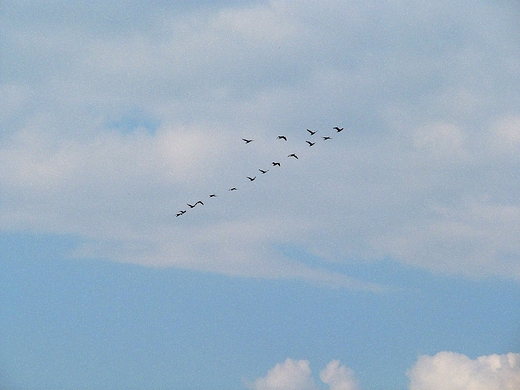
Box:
248, 353, 520, 390
2, 0, 520, 286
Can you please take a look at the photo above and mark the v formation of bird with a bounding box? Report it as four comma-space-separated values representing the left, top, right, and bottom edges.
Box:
176, 126, 344, 217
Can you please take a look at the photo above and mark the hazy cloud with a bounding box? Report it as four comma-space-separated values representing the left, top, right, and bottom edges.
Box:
1, 0, 520, 285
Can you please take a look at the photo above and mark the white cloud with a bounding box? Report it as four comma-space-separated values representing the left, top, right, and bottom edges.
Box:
408, 351, 520, 390
247, 359, 359, 390
320, 360, 360, 390
248, 359, 318, 390
1, 0, 520, 285
249, 354, 520, 390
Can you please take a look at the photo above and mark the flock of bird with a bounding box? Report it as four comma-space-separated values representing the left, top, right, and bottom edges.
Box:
175, 126, 345, 217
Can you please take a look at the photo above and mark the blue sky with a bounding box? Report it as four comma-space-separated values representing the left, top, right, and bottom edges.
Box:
1, 1, 520, 389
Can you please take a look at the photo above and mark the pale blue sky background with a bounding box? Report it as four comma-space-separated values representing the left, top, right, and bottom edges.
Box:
1, 1, 520, 389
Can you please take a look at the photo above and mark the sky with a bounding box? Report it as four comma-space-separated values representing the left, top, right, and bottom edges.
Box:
1, 0, 520, 389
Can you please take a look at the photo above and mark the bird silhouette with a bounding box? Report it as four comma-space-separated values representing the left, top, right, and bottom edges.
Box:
176, 122, 347, 219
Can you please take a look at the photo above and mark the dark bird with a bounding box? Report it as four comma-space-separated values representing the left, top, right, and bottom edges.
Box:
288, 153, 299, 159
259, 169, 269, 174
307, 129, 317, 135
176, 210, 186, 217
322, 136, 332, 140
306, 141, 316, 147
272, 162, 281, 167
247, 176, 256, 181
209, 194, 217, 198
277, 135, 287, 141
333, 127, 344, 132
187, 201, 204, 208
229, 187, 238, 191
242, 138, 253, 143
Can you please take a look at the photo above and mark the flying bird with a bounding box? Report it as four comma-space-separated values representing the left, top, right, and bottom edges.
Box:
322, 136, 332, 140
209, 194, 217, 198
277, 135, 287, 141
176, 210, 186, 217
229, 187, 238, 191
247, 176, 256, 181
288, 153, 299, 159
333, 127, 344, 132
306, 141, 315, 147
187, 201, 204, 208
259, 169, 269, 174
242, 138, 253, 143
272, 162, 281, 167
307, 129, 317, 135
